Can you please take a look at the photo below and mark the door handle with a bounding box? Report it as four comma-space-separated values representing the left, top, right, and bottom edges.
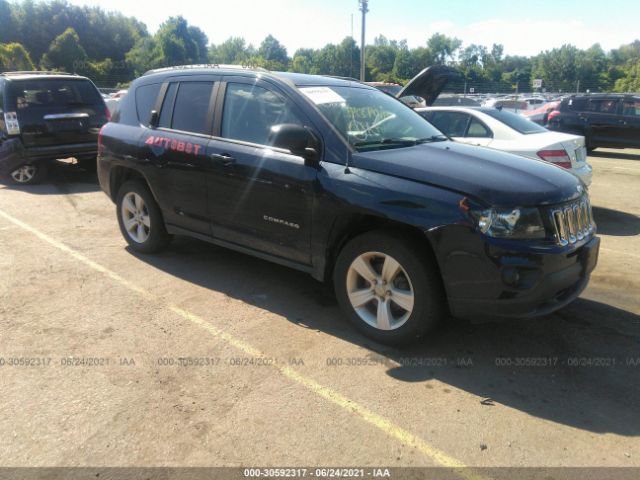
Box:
210, 153, 236, 166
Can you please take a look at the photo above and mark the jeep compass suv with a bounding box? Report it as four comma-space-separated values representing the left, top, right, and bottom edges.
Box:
97, 65, 599, 345
0, 71, 109, 184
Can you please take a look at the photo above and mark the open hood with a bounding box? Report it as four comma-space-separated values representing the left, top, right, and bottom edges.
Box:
397, 65, 463, 106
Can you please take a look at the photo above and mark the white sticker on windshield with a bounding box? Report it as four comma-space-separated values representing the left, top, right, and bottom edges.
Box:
300, 87, 345, 105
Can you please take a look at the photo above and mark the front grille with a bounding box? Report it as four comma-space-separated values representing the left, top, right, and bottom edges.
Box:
550, 196, 595, 245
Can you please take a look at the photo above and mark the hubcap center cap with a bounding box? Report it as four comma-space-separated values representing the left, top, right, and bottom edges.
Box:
374, 280, 387, 298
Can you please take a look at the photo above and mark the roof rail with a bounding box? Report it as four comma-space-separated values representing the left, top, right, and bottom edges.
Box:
142, 64, 269, 76
1, 70, 76, 76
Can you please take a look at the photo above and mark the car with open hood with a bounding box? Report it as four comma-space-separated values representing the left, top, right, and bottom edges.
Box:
96, 64, 599, 345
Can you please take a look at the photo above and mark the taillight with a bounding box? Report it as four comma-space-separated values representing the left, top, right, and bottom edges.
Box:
104, 105, 111, 122
538, 149, 571, 169
4, 112, 20, 135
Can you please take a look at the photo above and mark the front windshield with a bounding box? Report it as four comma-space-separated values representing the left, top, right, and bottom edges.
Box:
299, 85, 445, 151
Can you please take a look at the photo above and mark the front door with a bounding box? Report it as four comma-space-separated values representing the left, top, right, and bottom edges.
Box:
205, 79, 317, 264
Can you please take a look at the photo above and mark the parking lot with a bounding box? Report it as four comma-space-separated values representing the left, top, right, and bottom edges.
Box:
0, 149, 639, 476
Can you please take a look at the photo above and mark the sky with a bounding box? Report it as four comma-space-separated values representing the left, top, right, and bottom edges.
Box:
66, 0, 640, 56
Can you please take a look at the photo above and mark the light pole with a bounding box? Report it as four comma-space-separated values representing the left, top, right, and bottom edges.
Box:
359, 0, 368, 81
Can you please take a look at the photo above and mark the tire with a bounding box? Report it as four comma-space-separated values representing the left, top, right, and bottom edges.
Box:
6, 162, 48, 185
333, 230, 445, 345
116, 180, 170, 253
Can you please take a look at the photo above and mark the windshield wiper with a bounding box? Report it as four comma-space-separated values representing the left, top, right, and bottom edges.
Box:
354, 138, 428, 147
415, 135, 450, 143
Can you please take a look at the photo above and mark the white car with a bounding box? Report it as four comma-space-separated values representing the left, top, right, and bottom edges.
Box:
416, 106, 592, 186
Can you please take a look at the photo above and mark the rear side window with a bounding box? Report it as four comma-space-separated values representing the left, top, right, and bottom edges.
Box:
481, 108, 546, 135
467, 117, 492, 138
158, 83, 178, 129
10, 79, 102, 109
221, 83, 305, 146
622, 99, 640, 117
587, 99, 618, 114
425, 111, 470, 137
171, 82, 214, 135
135, 83, 161, 125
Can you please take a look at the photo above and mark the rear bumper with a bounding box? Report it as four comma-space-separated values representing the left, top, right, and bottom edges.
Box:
573, 163, 592, 187
0, 138, 96, 175
24, 142, 97, 161
440, 232, 600, 320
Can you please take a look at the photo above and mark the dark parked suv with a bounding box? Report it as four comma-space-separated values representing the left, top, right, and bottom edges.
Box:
547, 93, 640, 151
97, 65, 599, 344
0, 71, 109, 184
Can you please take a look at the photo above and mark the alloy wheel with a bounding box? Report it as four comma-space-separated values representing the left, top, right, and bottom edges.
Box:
346, 251, 415, 331
121, 192, 151, 243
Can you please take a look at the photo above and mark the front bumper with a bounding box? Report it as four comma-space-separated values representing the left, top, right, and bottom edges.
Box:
435, 228, 600, 320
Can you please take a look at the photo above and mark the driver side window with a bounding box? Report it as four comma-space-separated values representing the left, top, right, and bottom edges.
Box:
221, 83, 305, 146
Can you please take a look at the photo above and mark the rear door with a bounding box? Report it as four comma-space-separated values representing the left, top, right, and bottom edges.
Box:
139, 78, 218, 234
10, 77, 107, 147
619, 97, 640, 148
585, 97, 622, 147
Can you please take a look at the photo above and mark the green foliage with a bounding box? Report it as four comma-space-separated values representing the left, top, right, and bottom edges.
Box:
257, 34, 289, 70
41, 27, 87, 72
1, 0, 639, 92
614, 58, 640, 92
0, 42, 35, 71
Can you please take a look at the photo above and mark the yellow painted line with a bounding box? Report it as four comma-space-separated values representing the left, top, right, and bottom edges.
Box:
0, 208, 488, 480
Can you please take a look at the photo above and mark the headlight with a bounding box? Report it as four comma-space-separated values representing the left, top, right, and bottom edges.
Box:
471, 206, 546, 239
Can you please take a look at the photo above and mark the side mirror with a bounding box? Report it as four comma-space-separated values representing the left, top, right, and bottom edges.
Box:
269, 124, 319, 166
148, 110, 159, 128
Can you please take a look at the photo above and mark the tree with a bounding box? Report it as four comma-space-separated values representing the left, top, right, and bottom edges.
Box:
614, 58, 640, 92
41, 27, 88, 72
155, 16, 208, 67
210, 37, 249, 64
0, 42, 35, 71
125, 36, 162, 77
365, 35, 397, 80
257, 34, 288, 70
427, 33, 461, 65
291, 48, 315, 74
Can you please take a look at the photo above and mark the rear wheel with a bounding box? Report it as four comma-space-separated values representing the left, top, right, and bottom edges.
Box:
333, 230, 445, 345
6, 162, 48, 185
116, 180, 170, 253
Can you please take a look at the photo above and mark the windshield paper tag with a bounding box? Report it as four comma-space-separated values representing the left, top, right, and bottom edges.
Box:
300, 87, 345, 105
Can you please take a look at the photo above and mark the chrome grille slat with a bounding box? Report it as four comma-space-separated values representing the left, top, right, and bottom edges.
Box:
550, 196, 595, 245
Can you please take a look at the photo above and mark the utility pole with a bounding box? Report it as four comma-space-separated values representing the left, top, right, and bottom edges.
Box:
359, 0, 368, 81
350, 13, 354, 79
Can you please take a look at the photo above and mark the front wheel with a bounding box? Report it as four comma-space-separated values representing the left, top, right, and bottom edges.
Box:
333, 230, 445, 345
116, 180, 170, 253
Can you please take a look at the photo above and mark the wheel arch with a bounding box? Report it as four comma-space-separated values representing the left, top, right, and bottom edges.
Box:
322, 213, 443, 286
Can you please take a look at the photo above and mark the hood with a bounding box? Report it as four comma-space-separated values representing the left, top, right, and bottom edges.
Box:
351, 141, 583, 207
397, 66, 463, 106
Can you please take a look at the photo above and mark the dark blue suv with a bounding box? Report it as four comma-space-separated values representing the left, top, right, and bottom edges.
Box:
97, 65, 599, 345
